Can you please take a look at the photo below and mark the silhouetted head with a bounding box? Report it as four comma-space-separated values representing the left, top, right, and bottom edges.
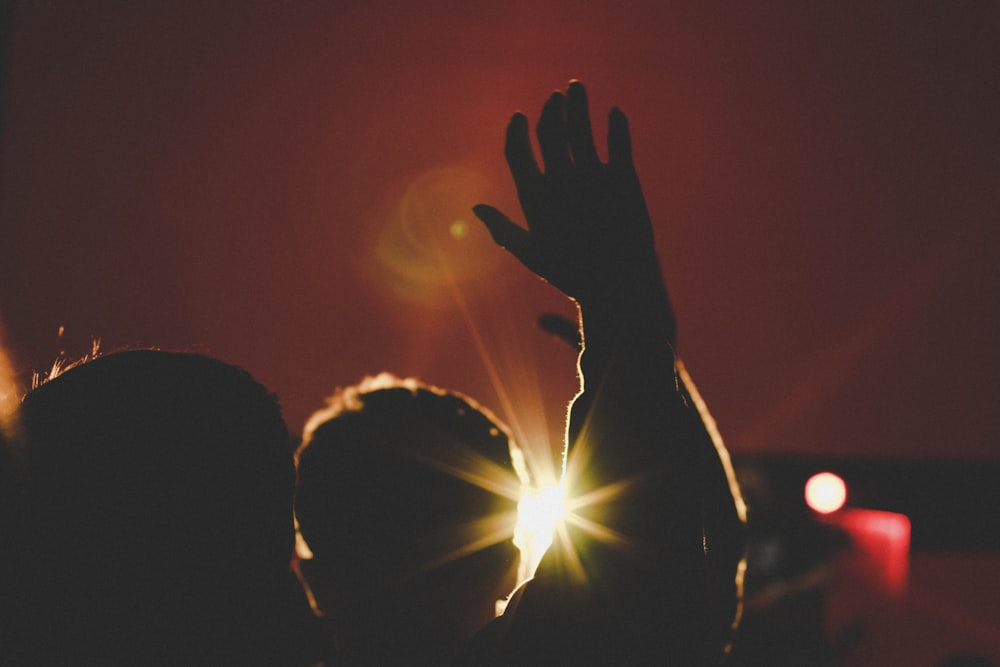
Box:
13, 350, 297, 665
295, 374, 524, 664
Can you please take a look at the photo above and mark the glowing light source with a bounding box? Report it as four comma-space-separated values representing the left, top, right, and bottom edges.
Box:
804, 472, 847, 514
0, 330, 17, 436
515, 483, 567, 576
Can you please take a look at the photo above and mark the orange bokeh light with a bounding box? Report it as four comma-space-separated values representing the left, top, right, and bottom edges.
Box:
804, 471, 847, 514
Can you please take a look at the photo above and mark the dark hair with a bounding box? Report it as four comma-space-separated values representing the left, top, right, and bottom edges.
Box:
12, 349, 296, 664
294, 374, 524, 662
296, 373, 522, 583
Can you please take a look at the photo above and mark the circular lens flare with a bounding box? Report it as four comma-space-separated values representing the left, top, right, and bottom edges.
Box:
449, 220, 469, 239
804, 472, 847, 514
365, 166, 506, 306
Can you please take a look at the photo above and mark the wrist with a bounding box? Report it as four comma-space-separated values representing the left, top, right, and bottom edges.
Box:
576, 259, 676, 349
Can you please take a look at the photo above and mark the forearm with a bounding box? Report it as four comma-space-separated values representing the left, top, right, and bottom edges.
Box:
569, 263, 744, 546
561, 266, 704, 558
554, 279, 745, 663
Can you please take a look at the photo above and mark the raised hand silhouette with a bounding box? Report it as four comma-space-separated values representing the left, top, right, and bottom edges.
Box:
474, 82, 670, 344
465, 81, 744, 666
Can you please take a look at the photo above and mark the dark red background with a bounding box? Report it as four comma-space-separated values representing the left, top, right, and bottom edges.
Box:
1, 3, 998, 664
1, 2, 996, 461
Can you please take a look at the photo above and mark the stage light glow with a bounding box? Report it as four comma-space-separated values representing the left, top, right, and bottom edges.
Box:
804, 472, 847, 514
414, 510, 521, 575
0, 337, 15, 420
515, 482, 567, 575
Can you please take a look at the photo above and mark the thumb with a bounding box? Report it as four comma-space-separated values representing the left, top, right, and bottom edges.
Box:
472, 204, 530, 257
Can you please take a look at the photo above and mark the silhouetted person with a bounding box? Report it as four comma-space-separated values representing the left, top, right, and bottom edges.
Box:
0, 339, 26, 660
294, 373, 525, 665
0, 409, 24, 654
465, 81, 746, 665
7, 349, 321, 665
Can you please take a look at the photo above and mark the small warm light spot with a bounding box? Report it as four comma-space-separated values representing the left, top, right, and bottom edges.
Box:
0, 336, 17, 433
805, 472, 847, 514
449, 220, 469, 239
294, 522, 314, 560
515, 483, 567, 575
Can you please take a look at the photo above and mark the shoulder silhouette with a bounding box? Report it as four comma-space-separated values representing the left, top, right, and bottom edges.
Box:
8, 349, 316, 665
295, 373, 525, 665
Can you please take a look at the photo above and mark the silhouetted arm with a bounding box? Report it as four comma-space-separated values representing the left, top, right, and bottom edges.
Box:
472, 82, 744, 665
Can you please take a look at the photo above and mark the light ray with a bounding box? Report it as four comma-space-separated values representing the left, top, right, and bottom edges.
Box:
548, 520, 589, 583
405, 443, 524, 503
563, 512, 634, 552
410, 510, 520, 575
565, 474, 645, 514
423, 202, 574, 582
443, 261, 560, 488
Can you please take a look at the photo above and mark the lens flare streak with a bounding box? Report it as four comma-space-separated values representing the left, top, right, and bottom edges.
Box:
413, 511, 522, 575
407, 447, 524, 503
564, 474, 645, 515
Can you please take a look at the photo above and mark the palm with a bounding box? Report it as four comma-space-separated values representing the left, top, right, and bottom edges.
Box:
474, 82, 658, 301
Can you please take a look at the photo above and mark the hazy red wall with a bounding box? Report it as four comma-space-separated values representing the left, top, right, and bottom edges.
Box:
1, 2, 996, 462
